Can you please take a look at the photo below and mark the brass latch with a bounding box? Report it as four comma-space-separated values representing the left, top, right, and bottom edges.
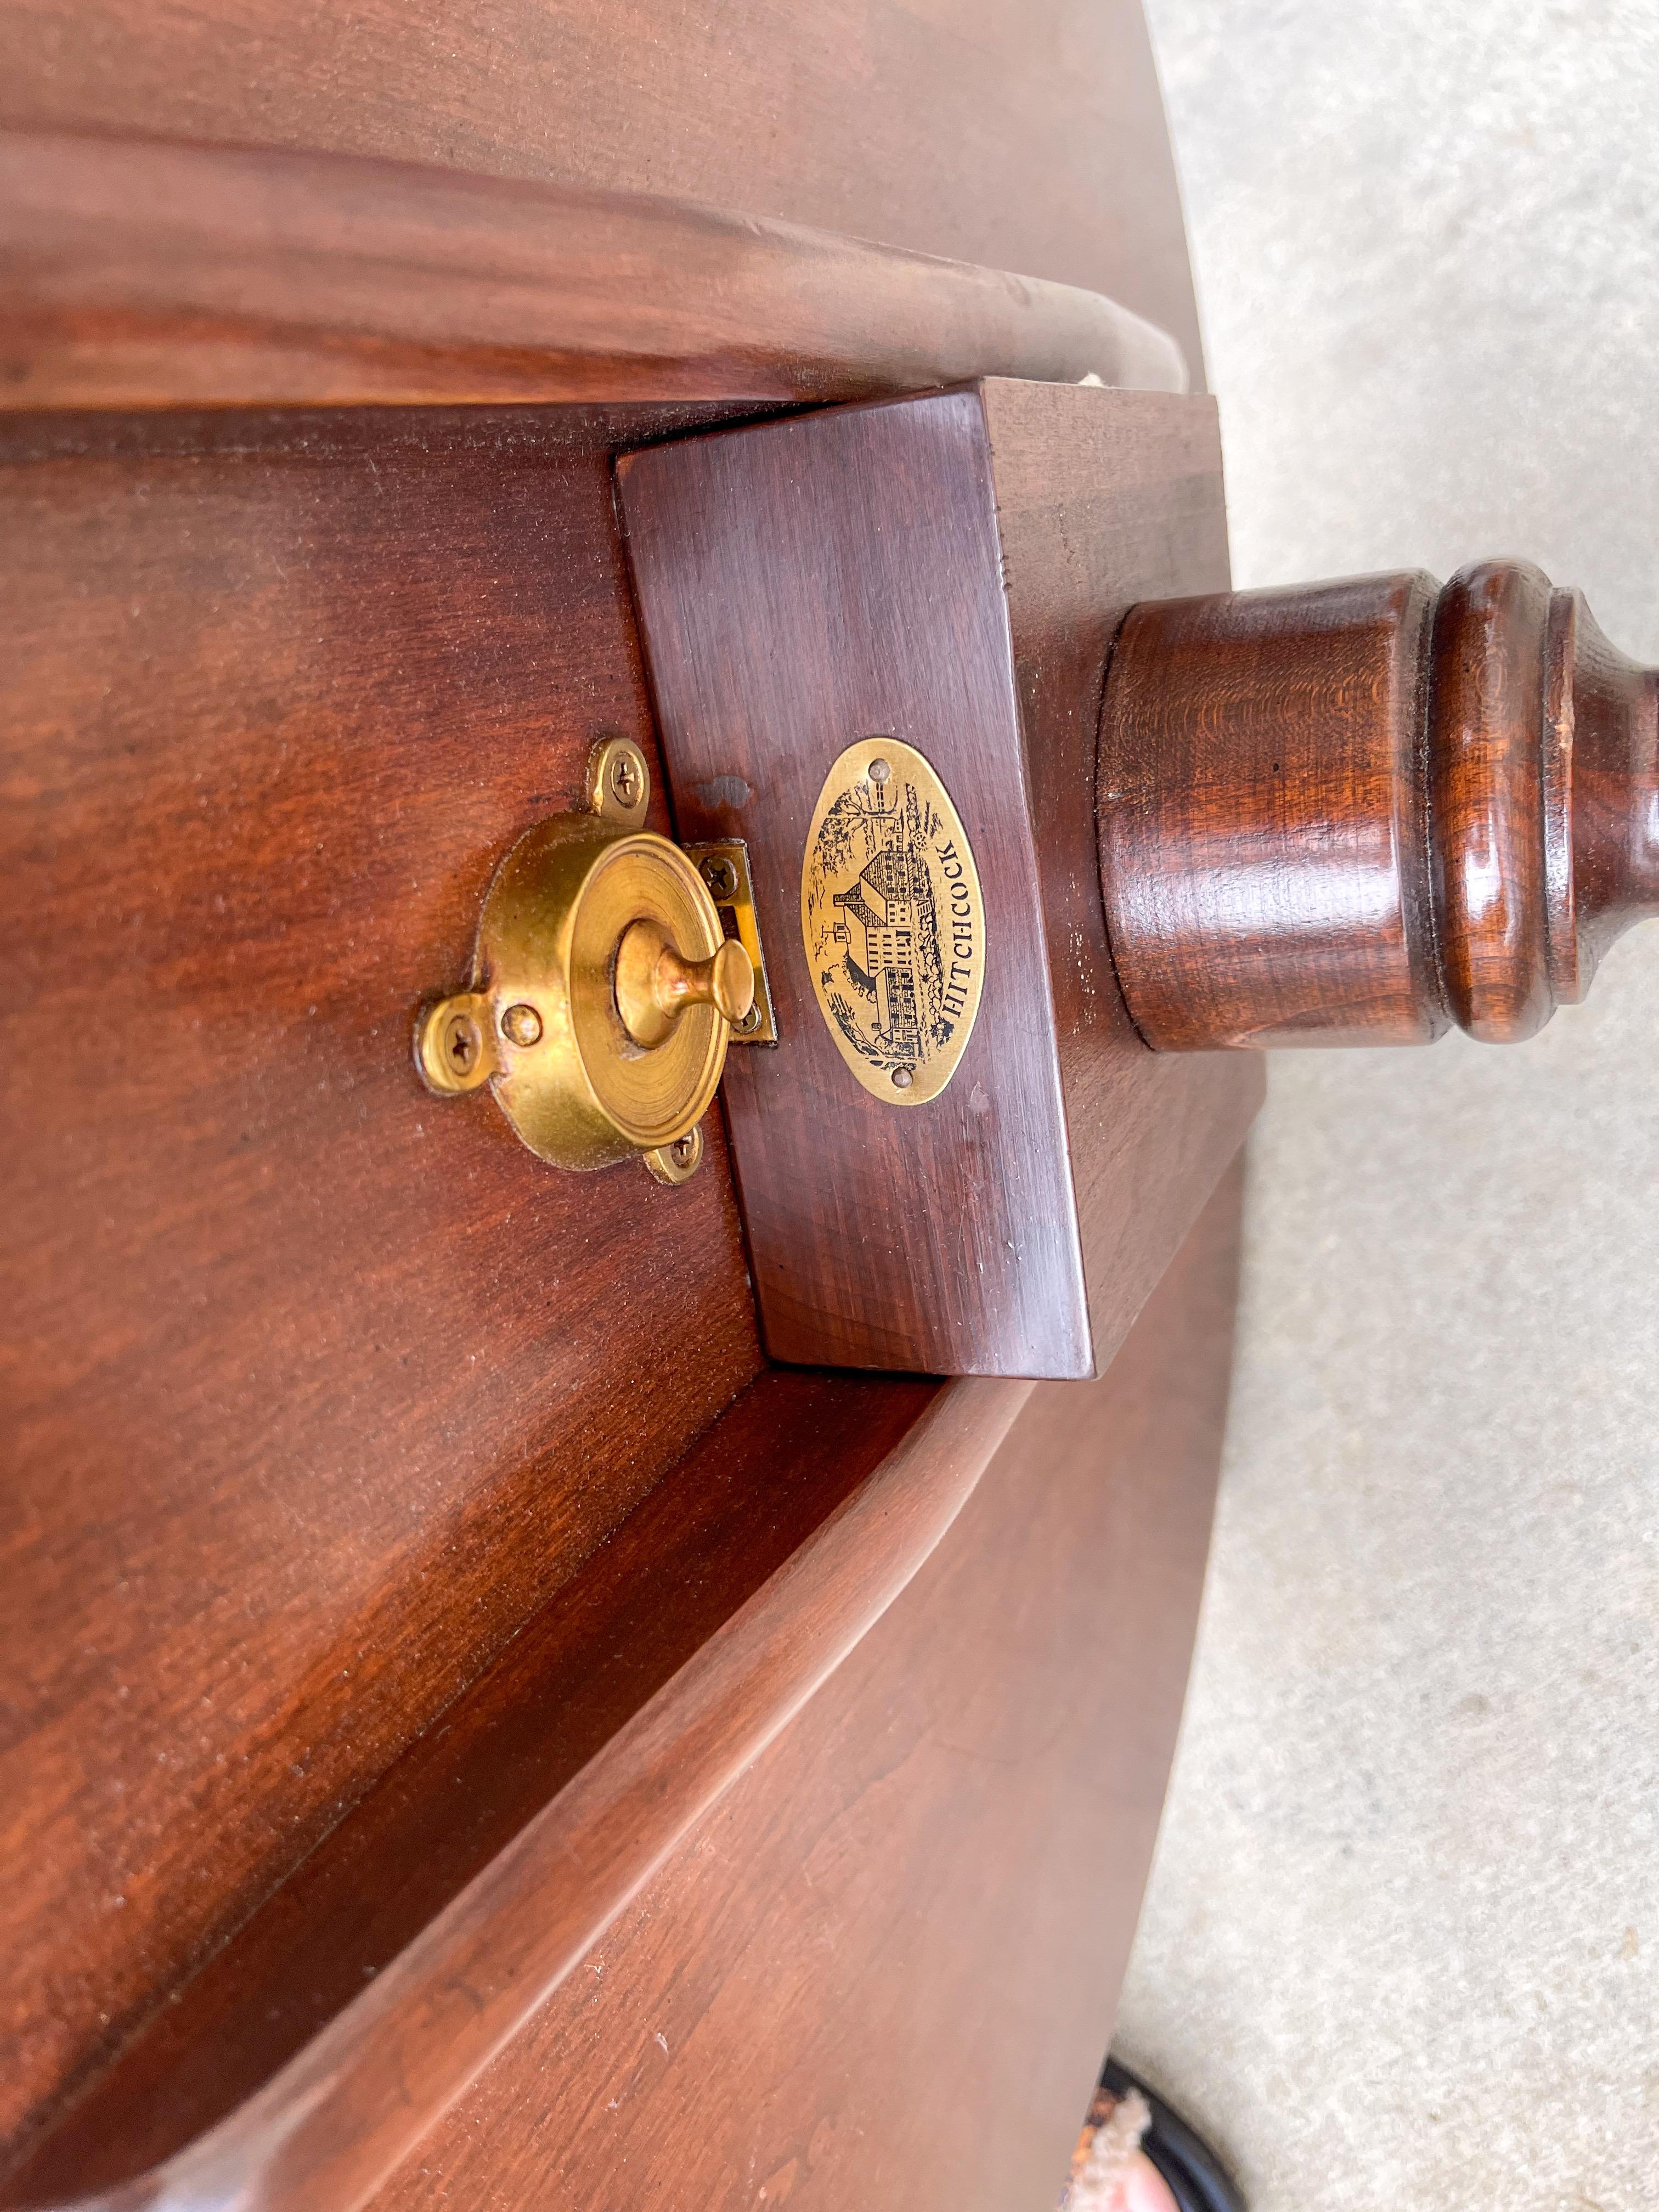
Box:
414, 740, 773, 1183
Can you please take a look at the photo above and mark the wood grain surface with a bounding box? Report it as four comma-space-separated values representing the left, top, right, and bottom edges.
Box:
1099, 561, 1659, 1049
1545, 580, 1659, 1000
621, 381, 1260, 1377
365, 1161, 1246, 2212
620, 387, 1092, 1378
0, 128, 1187, 414
1101, 572, 1447, 1048
0, 0, 1204, 383
0, 403, 764, 2164
1429, 561, 1556, 1040
7, 1369, 1034, 2208
979, 379, 1262, 1348
0, 6, 1242, 2205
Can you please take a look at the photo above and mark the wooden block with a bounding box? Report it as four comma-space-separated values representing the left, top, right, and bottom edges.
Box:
619, 380, 1261, 1378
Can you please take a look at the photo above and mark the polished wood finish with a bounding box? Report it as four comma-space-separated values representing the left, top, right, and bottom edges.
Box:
0, 1, 1204, 382
621, 388, 1093, 1378
980, 380, 1262, 1350
0, 403, 764, 2167
6, 1370, 1029, 2208
366, 1163, 1245, 2212
2, 391, 1244, 2195
1438, 565, 1659, 1028
1101, 571, 1443, 1050
1100, 561, 1659, 1049
4, 1163, 1240, 2212
0, 129, 1186, 414
620, 381, 1260, 1378
2, 4, 1240, 2205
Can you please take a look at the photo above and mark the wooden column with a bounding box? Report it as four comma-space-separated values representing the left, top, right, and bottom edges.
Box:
1099, 560, 1659, 1048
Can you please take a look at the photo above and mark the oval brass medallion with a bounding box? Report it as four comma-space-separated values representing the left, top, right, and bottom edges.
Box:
800, 738, 985, 1104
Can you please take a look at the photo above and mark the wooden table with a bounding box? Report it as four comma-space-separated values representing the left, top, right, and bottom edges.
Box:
0, 8, 1255, 2205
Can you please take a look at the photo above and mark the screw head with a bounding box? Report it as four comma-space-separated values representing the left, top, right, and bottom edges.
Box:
890, 1064, 913, 1090
701, 855, 739, 902
501, 1002, 543, 1047
644, 1124, 705, 1185
443, 1010, 481, 1074
587, 737, 651, 823
416, 994, 498, 1095
611, 752, 642, 807
867, 757, 892, 785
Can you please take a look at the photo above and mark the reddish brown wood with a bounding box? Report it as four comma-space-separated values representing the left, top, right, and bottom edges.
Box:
364, 1161, 1245, 2212
1550, 584, 1659, 998
620, 388, 1092, 1378
1099, 573, 1444, 1050
0, 403, 768, 2166
1, 8, 1238, 2208
1437, 565, 1659, 1031
0, 129, 1186, 414
619, 381, 1260, 1379
1099, 560, 1659, 1049
4, 1370, 1030, 2210
979, 379, 1263, 1347
0, 1, 1204, 383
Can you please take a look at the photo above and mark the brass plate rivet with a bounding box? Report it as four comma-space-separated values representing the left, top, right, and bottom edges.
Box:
416, 748, 776, 1165
645, 1125, 704, 1185
415, 826, 741, 1166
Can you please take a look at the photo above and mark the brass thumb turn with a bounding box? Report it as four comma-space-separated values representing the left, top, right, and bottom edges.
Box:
414, 740, 769, 1178
614, 924, 754, 1048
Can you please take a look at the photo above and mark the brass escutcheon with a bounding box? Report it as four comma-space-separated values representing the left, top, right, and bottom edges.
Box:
415, 741, 755, 1175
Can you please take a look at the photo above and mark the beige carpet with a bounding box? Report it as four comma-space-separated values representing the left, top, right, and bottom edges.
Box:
1114, 7, 1659, 2209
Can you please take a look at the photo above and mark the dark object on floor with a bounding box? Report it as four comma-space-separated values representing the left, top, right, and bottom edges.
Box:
1100, 2056, 1248, 2212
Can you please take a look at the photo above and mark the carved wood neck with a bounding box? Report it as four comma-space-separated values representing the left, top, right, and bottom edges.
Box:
1099, 560, 1659, 1050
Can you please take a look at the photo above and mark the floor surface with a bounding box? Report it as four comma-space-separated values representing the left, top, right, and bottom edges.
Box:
1114, 9, 1659, 2209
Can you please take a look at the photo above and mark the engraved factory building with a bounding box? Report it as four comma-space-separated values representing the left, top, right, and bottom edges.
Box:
834, 849, 923, 1063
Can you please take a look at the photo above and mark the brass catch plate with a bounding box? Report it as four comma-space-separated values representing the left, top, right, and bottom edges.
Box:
685, 840, 778, 1044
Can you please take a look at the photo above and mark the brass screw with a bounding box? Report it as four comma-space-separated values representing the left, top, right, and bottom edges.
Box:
868, 757, 892, 785
443, 1009, 482, 1075
587, 737, 651, 822
610, 751, 643, 810
645, 1125, 704, 1184
700, 854, 739, 902
501, 1002, 543, 1047
891, 1065, 913, 1090
734, 1000, 764, 1037
415, 993, 497, 1095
